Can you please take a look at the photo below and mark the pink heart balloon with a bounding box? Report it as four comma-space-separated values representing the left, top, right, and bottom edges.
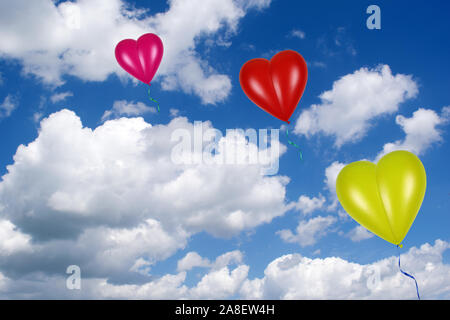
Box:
115, 33, 164, 84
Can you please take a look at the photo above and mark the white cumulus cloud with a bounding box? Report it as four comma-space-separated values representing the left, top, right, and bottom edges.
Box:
294, 65, 418, 147
0, 220, 32, 256
0, 240, 449, 299
241, 240, 450, 299
0, 108, 288, 284
293, 194, 326, 215
177, 252, 211, 272
277, 216, 337, 247
0, 0, 271, 104
346, 225, 374, 242
377, 106, 450, 159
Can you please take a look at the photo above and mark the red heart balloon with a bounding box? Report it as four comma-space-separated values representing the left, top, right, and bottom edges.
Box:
239, 50, 308, 123
115, 33, 164, 84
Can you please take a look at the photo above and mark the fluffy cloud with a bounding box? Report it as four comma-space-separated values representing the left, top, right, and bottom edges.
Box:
190, 265, 249, 299
101, 250, 247, 299
97, 272, 189, 299
0, 109, 288, 283
292, 194, 326, 215
212, 250, 244, 270
294, 65, 418, 147
1, 240, 448, 299
0, 94, 17, 118
0, 0, 270, 104
95, 250, 248, 299
241, 240, 450, 299
377, 107, 450, 159
282, 163, 347, 248
346, 225, 374, 242
0, 218, 188, 284
277, 216, 337, 247
101, 100, 157, 121
177, 252, 211, 272
0, 220, 32, 256
0, 249, 248, 299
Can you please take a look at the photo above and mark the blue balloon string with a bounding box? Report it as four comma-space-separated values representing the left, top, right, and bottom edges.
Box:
147, 86, 160, 113
397, 245, 420, 300
285, 128, 303, 161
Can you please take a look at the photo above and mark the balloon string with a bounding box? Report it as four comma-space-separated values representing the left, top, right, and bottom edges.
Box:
286, 128, 303, 160
397, 245, 420, 300
148, 86, 160, 113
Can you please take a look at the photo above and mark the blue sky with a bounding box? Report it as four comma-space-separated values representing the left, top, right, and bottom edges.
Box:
0, 0, 449, 299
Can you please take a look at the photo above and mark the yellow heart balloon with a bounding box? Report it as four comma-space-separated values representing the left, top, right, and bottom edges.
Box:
336, 150, 426, 246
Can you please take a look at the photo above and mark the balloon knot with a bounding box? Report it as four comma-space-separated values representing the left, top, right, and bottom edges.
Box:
398, 244, 403, 249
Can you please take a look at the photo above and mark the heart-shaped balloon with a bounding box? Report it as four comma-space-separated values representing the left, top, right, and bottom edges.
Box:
239, 50, 308, 123
115, 33, 163, 84
336, 150, 426, 245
